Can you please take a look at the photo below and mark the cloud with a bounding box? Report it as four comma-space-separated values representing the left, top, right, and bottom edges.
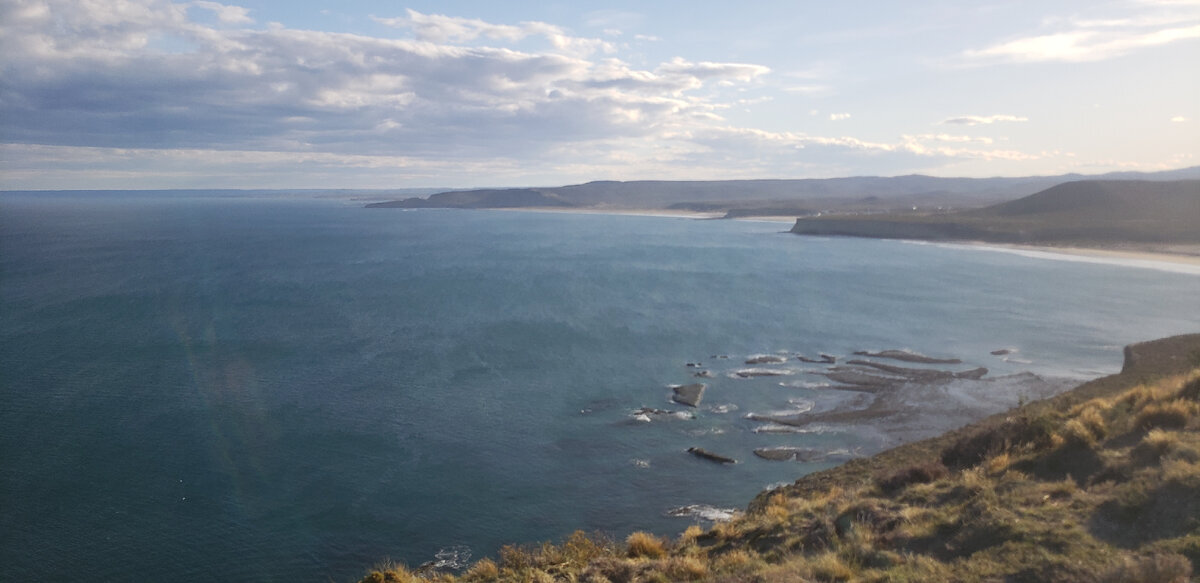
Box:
0, 0, 1059, 188
961, 3, 1200, 64
940, 115, 1028, 126
0, 1, 773, 159
829, 113, 851, 121
1171, 115, 1190, 122
906, 134, 995, 145
191, 1, 252, 24
373, 9, 615, 56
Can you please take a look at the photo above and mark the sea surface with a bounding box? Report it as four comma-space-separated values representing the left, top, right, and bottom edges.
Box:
2, 191, 1198, 582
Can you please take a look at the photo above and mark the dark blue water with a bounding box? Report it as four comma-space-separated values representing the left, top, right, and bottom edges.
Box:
2, 192, 1197, 582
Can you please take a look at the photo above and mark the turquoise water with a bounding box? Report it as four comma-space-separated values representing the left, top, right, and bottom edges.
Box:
2, 192, 1197, 581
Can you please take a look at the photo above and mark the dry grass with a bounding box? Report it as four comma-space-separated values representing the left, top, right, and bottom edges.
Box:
459, 558, 498, 582
625, 531, 667, 559
1101, 552, 1193, 583
1135, 400, 1195, 431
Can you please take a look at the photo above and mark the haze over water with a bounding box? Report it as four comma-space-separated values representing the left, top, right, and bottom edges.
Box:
2, 192, 1197, 582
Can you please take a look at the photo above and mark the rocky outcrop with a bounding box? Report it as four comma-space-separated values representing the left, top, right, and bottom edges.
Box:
687, 447, 737, 464
745, 355, 787, 365
851, 350, 962, 364
671, 383, 707, 407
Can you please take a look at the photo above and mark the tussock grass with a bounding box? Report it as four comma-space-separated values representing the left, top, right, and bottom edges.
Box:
1135, 400, 1196, 431
625, 531, 667, 559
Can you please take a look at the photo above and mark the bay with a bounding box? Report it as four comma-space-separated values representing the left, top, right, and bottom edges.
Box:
2, 192, 1197, 581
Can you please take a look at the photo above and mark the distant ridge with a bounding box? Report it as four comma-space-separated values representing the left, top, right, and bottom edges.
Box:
971, 179, 1200, 222
365, 166, 1200, 212
789, 179, 1200, 247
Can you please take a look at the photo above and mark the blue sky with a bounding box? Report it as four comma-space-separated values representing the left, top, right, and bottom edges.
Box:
1, 0, 1197, 189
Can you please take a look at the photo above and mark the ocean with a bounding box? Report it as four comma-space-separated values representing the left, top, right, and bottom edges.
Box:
2, 191, 1197, 582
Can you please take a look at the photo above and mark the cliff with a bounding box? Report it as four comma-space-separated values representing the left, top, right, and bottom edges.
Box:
359, 333, 1200, 582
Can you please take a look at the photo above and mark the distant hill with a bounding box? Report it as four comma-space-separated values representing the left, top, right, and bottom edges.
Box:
365, 166, 1200, 212
789, 179, 1200, 247
970, 179, 1200, 222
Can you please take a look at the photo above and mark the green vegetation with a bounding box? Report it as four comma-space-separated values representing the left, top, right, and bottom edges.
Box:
359, 336, 1200, 582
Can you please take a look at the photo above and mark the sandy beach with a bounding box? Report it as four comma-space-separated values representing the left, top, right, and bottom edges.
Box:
913, 241, 1200, 274
491, 206, 1200, 270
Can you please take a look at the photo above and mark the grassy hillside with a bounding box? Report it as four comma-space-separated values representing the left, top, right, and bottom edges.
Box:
358, 334, 1200, 583
363, 168, 1200, 212
790, 180, 1200, 247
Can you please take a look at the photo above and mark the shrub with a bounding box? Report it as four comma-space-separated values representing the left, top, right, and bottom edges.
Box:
460, 558, 499, 582
1077, 405, 1109, 439
1101, 552, 1192, 583
985, 452, 1012, 476
711, 549, 758, 574
1061, 418, 1100, 448
625, 531, 667, 559
360, 563, 418, 583
1178, 371, 1200, 401
662, 556, 708, 580
876, 461, 949, 493
679, 524, 705, 545
1133, 429, 1181, 464
1135, 400, 1194, 431
942, 413, 1058, 469
808, 551, 855, 581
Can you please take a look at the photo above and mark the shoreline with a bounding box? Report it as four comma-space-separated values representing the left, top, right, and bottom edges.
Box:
489, 206, 1200, 266
909, 240, 1200, 272
489, 206, 725, 220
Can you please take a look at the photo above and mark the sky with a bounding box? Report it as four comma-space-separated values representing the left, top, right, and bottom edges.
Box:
1, 0, 1198, 189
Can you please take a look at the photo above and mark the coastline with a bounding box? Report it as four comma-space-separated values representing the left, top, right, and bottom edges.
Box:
492, 206, 1200, 266
489, 206, 725, 220
911, 240, 1200, 273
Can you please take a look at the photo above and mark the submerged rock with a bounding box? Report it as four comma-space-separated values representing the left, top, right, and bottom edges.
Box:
665, 504, 738, 522
671, 383, 707, 407
753, 447, 829, 462
954, 367, 989, 380
687, 447, 737, 464
852, 349, 962, 364
812, 368, 905, 389
797, 353, 839, 364
754, 447, 858, 462
693, 370, 714, 378
745, 354, 788, 365
734, 368, 794, 378
631, 407, 694, 422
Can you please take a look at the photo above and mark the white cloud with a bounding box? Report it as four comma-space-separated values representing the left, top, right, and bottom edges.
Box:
940, 115, 1028, 126
191, 1, 252, 24
961, 3, 1200, 64
906, 134, 995, 144
829, 113, 851, 121
0, 0, 1073, 188
373, 9, 615, 56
